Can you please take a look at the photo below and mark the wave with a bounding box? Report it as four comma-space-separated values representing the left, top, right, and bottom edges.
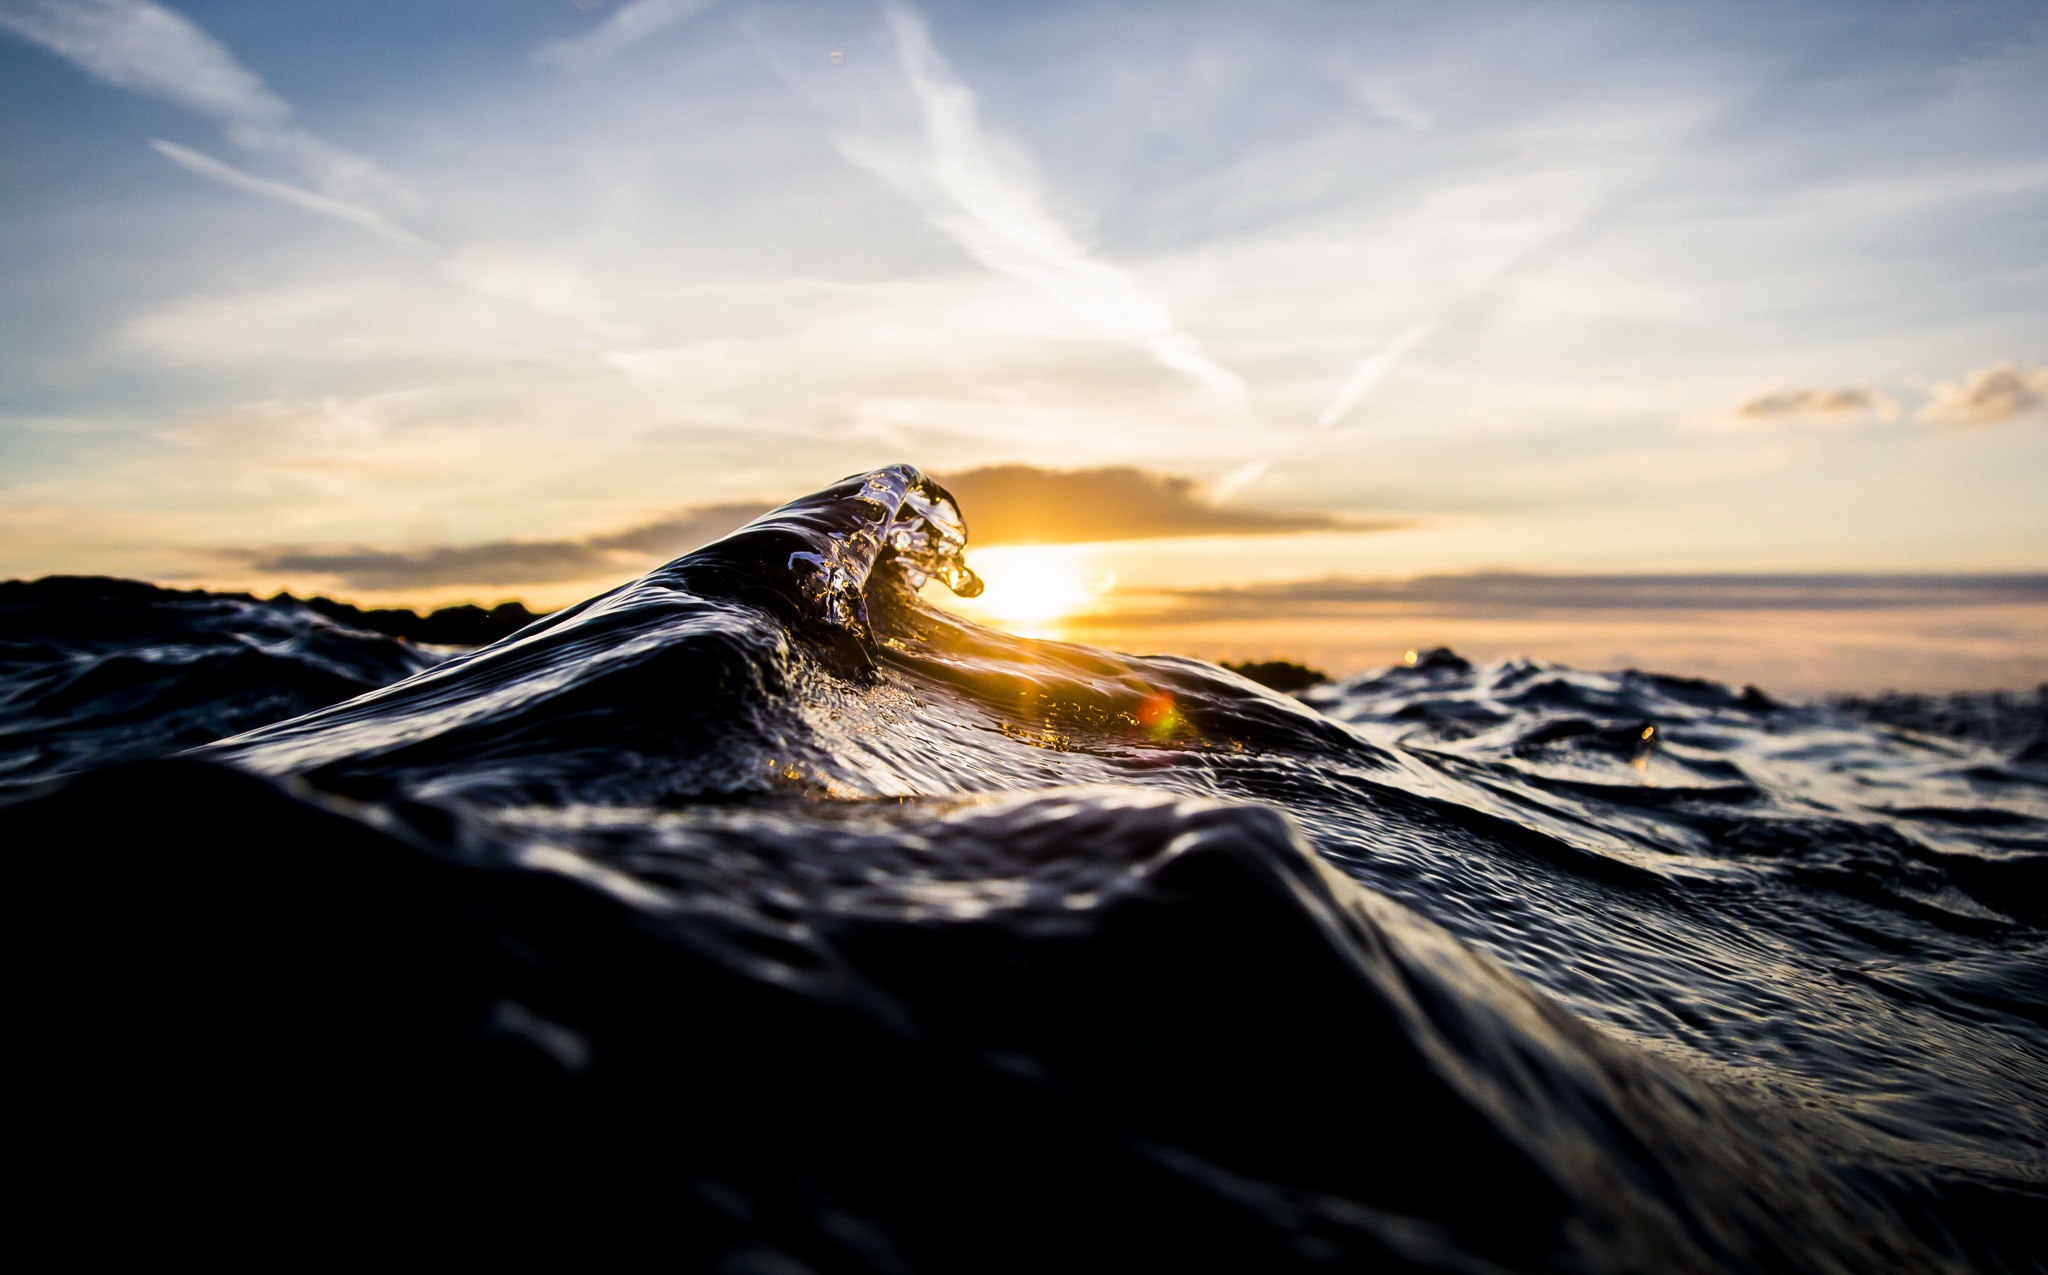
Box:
5, 466, 2043, 1269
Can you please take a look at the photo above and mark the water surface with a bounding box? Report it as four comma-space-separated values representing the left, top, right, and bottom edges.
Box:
5, 466, 2042, 1270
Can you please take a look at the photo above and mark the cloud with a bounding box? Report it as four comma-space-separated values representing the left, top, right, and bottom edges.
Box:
831, 0, 1246, 408
1103, 572, 2048, 626
934, 465, 1373, 545
0, 0, 408, 209
218, 466, 1367, 590
537, 0, 717, 69
231, 501, 770, 590
150, 141, 430, 248
1319, 322, 1437, 428
584, 504, 774, 554
1732, 386, 1898, 424
0, 0, 281, 119
1918, 362, 2048, 428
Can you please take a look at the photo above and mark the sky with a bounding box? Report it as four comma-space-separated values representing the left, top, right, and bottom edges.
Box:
2, 0, 2045, 688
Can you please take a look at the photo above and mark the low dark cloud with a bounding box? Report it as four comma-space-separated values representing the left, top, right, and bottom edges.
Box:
1918, 363, 2048, 428
581, 504, 777, 555
935, 465, 1377, 545
237, 501, 771, 590
1096, 573, 2048, 627
228, 467, 1375, 591
1734, 386, 1894, 422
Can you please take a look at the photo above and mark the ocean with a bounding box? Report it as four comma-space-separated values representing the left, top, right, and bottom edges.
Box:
4, 465, 2042, 1270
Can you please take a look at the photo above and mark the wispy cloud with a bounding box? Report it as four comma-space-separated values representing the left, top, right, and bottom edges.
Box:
1732, 385, 1898, 425
9, 0, 642, 330
150, 141, 430, 249
832, 0, 1246, 408
0, 0, 408, 210
537, 0, 717, 69
0, 0, 282, 120
1319, 322, 1437, 428
1918, 363, 2048, 428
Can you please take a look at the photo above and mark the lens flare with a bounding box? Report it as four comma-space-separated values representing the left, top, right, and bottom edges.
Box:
1136, 691, 1179, 737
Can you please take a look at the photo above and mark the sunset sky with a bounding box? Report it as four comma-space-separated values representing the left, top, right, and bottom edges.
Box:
3, 0, 2045, 689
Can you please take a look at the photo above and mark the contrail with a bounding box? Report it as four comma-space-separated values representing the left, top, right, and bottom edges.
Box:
1318, 321, 1436, 429
828, 0, 1247, 409
151, 141, 431, 250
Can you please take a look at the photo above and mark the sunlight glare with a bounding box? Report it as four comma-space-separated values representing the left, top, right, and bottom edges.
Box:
944, 545, 1101, 637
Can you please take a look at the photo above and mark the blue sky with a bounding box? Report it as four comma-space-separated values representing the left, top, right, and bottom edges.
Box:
2, 0, 2045, 611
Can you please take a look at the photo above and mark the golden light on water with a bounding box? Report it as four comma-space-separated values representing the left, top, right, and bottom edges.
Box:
941, 545, 1108, 638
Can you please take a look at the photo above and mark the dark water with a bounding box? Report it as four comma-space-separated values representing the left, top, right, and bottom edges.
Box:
5, 466, 2044, 1270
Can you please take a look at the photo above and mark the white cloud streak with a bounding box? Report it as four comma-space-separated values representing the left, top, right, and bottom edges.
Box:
537, 0, 718, 69
1319, 321, 1436, 428
150, 141, 431, 249
832, 0, 1246, 409
1205, 459, 1271, 504
0, 0, 283, 121
0, 0, 408, 208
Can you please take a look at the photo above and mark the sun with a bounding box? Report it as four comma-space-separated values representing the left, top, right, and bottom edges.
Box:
945, 545, 1099, 637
